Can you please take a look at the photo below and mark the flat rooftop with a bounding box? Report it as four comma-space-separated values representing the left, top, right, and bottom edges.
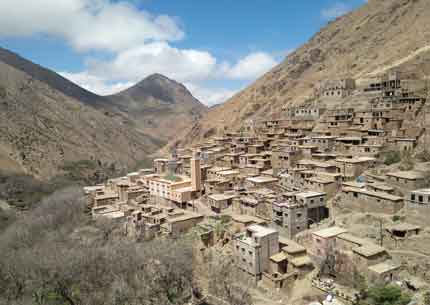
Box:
337, 233, 368, 246
295, 191, 326, 198
306, 176, 334, 184
232, 214, 266, 224
313, 226, 347, 238
386, 223, 421, 232
280, 238, 306, 254
342, 181, 366, 188
218, 170, 240, 176
208, 166, 232, 172
84, 185, 104, 191
370, 183, 394, 192
248, 224, 278, 237
290, 256, 312, 267
208, 193, 237, 201
154, 158, 169, 162
410, 188, 430, 194
246, 176, 278, 184
336, 156, 376, 163
342, 186, 403, 201
174, 186, 193, 193
368, 261, 401, 274
386, 171, 425, 180
167, 212, 203, 223
270, 252, 287, 263
297, 159, 336, 168
95, 192, 119, 200
353, 244, 386, 257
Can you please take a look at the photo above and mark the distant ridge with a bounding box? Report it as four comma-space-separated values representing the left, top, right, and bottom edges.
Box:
0, 47, 104, 106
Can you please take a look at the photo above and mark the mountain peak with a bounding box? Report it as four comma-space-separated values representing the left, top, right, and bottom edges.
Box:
114, 73, 201, 107
145, 73, 172, 81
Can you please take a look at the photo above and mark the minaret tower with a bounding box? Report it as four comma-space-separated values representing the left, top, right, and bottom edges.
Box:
191, 150, 202, 192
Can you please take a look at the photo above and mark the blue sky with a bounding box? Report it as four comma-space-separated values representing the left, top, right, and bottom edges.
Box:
0, 0, 365, 105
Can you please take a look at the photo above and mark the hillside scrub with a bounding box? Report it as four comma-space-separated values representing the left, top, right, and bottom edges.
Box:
0, 187, 193, 305
0, 157, 129, 210
0, 187, 251, 305
0, 171, 59, 210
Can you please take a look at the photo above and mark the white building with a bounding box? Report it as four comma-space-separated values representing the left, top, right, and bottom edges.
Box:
233, 225, 279, 279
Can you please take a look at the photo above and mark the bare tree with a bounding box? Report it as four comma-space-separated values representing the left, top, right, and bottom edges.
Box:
197, 249, 254, 305
0, 187, 198, 305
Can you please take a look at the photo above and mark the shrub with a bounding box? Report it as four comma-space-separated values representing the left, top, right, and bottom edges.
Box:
383, 151, 401, 165
392, 215, 401, 222
367, 284, 411, 305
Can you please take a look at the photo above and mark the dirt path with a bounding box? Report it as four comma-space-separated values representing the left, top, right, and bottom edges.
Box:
368, 44, 430, 76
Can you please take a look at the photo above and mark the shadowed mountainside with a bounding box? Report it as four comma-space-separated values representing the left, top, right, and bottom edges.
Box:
0, 48, 206, 181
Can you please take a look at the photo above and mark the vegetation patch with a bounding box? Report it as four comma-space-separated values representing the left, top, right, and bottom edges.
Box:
133, 156, 153, 170
0, 171, 59, 210
382, 151, 402, 165
359, 284, 411, 305
164, 174, 183, 182
58, 159, 119, 186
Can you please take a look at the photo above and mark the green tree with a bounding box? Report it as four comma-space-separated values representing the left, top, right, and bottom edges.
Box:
367, 284, 411, 305
383, 151, 401, 166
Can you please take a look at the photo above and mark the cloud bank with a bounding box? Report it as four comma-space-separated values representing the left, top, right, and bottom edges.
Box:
0, 0, 279, 105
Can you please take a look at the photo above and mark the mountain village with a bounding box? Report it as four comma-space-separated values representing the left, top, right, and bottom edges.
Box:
84, 71, 430, 305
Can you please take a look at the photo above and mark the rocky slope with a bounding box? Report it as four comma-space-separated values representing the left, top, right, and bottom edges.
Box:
179, 0, 430, 145
0, 48, 206, 180
0, 59, 157, 179
0, 47, 105, 107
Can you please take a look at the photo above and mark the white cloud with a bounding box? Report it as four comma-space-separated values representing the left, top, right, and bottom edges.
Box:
59, 70, 238, 106
59, 71, 133, 95
86, 47, 278, 84
87, 42, 217, 82
2, 0, 279, 105
60, 49, 277, 105
221, 52, 278, 80
0, 0, 184, 51
185, 83, 238, 106
321, 2, 351, 20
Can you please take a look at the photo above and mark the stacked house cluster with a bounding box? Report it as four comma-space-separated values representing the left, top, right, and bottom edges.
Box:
84, 71, 430, 295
